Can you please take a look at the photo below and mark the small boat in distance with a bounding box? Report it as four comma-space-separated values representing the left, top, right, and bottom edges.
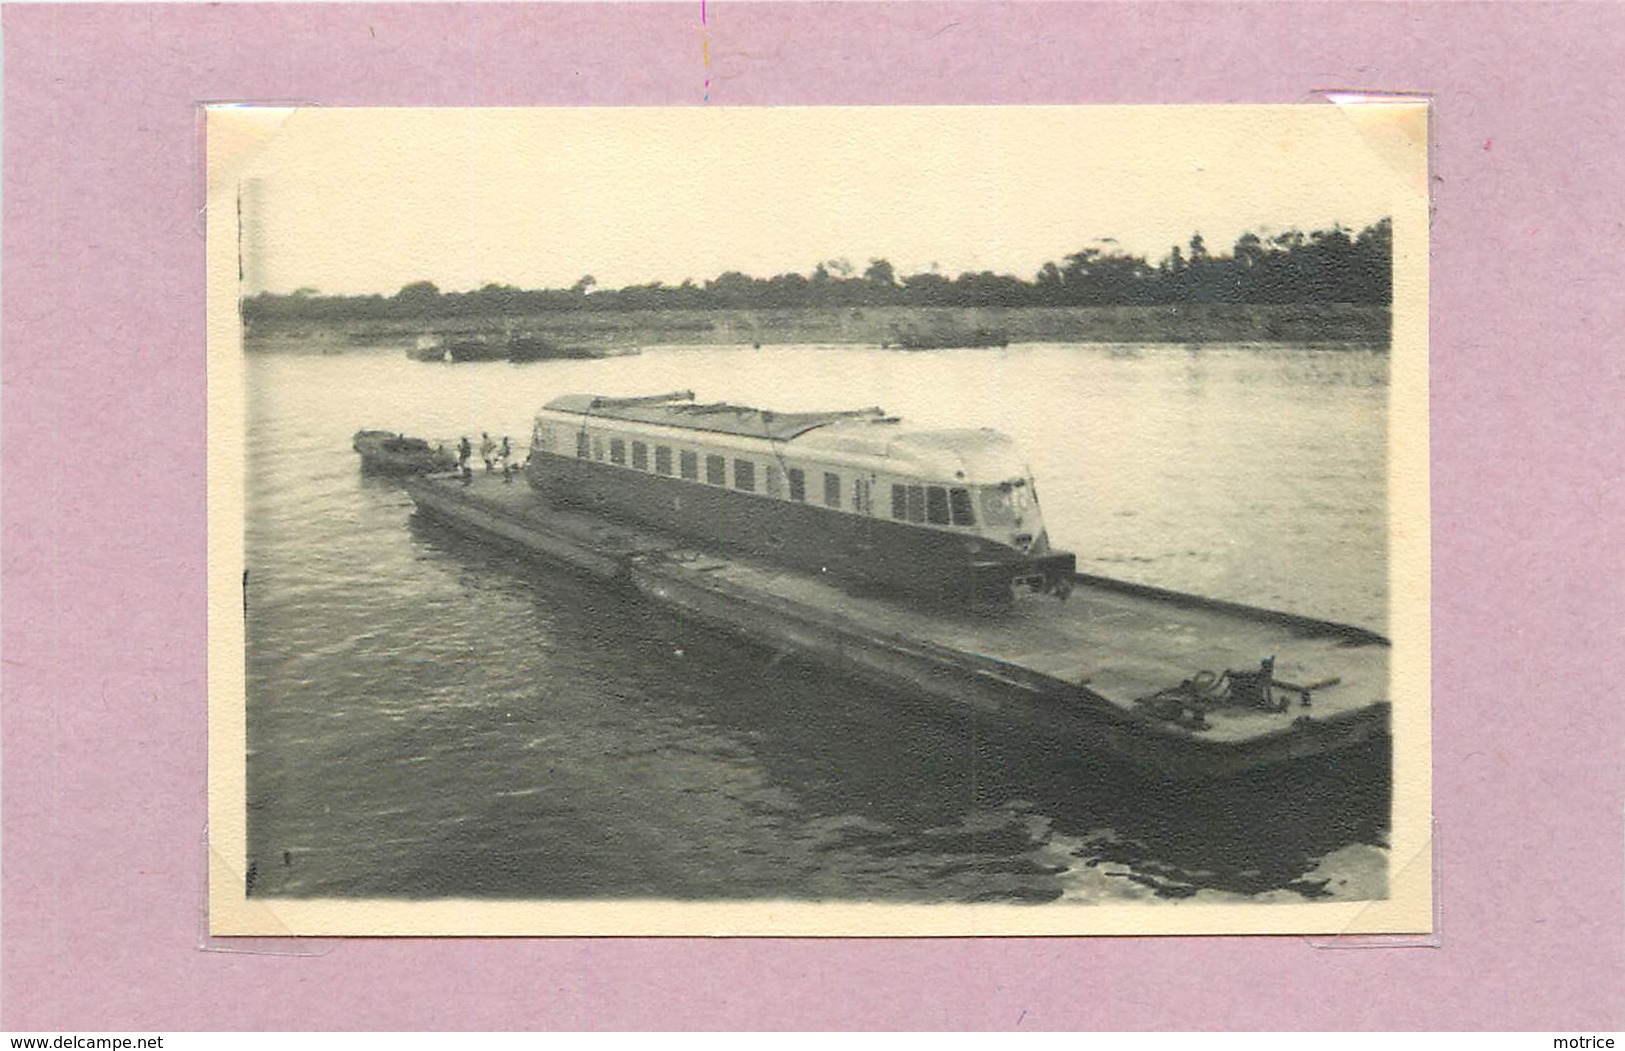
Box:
406, 334, 506, 363
526, 390, 1076, 607
884, 327, 1011, 351
409, 331, 642, 363
508, 336, 640, 362
352, 430, 457, 475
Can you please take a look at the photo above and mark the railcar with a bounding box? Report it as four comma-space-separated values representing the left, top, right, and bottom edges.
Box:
526, 391, 1076, 606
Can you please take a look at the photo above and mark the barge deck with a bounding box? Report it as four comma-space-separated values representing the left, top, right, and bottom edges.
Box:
402, 470, 1390, 780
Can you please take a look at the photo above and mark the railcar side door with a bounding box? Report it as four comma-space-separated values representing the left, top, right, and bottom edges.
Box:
851, 473, 878, 562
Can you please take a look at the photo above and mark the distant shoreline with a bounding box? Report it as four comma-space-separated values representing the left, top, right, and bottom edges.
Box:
244, 303, 1390, 353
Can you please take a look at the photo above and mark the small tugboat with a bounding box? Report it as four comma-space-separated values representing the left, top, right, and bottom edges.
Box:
352, 430, 457, 474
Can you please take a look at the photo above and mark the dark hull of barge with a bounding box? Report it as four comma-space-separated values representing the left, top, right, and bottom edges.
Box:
402, 471, 1391, 781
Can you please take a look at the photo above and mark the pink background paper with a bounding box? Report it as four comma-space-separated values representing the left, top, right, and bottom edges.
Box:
4, 2, 1621, 1031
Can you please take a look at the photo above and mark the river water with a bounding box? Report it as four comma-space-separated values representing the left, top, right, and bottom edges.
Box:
244, 340, 1390, 905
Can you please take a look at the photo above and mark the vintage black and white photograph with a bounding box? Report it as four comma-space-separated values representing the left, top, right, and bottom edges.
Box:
207, 105, 1430, 936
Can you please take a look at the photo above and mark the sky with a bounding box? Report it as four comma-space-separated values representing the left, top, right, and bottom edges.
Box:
214, 105, 1424, 296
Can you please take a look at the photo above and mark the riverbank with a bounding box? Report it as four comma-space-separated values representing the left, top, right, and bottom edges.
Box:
244, 303, 1389, 353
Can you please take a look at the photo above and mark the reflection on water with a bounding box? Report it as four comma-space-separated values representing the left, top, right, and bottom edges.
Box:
244, 342, 1389, 904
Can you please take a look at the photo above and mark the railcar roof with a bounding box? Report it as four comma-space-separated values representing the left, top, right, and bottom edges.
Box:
542, 393, 1031, 482
543, 393, 889, 442
800, 423, 1025, 481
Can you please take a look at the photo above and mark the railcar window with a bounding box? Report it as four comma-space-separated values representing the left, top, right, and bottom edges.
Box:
592, 437, 605, 461
949, 488, 976, 526
765, 465, 783, 499
853, 478, 871, 514
788, 468, 806, 502
610, 438, 626, 465
926, 486, 951, 525
906, 485, 925, 524
655, 446, 673, 476
706, 455, 727, 486
979, 485, 1016, 524
680, 450, 699, 480
823, 472, 841, 509
734, 459, 756, 492
891, 485, 907, 520
576, 431, 591, 459
631, 441, 648, 470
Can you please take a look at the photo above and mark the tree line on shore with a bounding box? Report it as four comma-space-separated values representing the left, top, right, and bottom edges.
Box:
244, 219, 1390, 325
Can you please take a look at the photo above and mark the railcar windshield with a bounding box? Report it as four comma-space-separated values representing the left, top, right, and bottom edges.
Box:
977, 478, 1036, 527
